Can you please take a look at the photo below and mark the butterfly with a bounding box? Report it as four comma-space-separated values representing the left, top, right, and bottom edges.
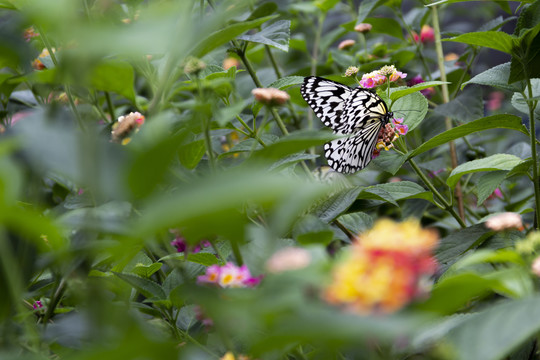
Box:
300, 76, 393, 174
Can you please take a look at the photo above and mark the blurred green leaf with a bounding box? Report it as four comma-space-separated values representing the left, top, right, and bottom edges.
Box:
238, 20, 290, 52
315, 0, 340, 12
293, 215, 334, 245
445, 296, 540, 360
186, 252, 219, 266
364, 17, 404, 39
114, 272, 166, 299
436, 224, 492, 271
447, 154, 524, 189
132, 263, 163, 278
357, 0, 382, 23
178, 137, 206, 170
408, 115, 527, 159
312, 187, 363, 223
190, 15, 278, 57
91, 61, 136, 103
361, 181, 434, 203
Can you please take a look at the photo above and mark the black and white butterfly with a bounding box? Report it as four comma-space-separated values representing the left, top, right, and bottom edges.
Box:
300, 76, 393, 174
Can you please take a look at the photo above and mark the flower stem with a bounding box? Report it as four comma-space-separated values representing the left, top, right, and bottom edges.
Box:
104, 91, 115, 123
525, 80, 540, 229
431, 4, 465, 222
409, 158, 467, 228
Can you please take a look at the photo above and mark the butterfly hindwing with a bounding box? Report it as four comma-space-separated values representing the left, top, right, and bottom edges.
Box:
323, 119, 383, 174
302, 76, 393, 174
300, 76, 352, 132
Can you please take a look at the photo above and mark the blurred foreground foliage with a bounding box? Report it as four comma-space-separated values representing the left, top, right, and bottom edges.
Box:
2, 0, 540, 359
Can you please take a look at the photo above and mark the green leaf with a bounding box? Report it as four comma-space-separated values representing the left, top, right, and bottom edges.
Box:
186, 252, 219, 266
91, 61, 136, 103
447, 154, 524, 189
315, 0, 340, 12
434, 87, 484, 123
389, 81, 448, 101
418, 273, 504, 314
362, 181, 434, 203
408, 115, 527, 159
268, 153, 319, 172
251, 130, 337, 161
446, 296, 540, 360
364, 17, 404, 40
391, 91, 428, 132
436, 224, 492, 270
238, 20, 290, 52
511, 79, 540, 115
357, 0, 381, 23
190, 15, 278, 58
178, 138, 205, 170
335, 212, 373, 235
372, 151, 407, 175
462, 62, 525, 92
267, 76, 304, 89
444, 31, 516, 54
358, 187, 397, 206
114, 272, 166, 299
476, 171, 507, 206
132, 263, 163, 278
293, 215, 334, 245
312, 186, 363, 223
215, 100, 247, 127
246, 2, 278, 21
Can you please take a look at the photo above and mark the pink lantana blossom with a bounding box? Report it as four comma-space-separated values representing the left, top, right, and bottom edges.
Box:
359, 65, 406, 89
391, 118, 408, 135
197, 262, 261, 288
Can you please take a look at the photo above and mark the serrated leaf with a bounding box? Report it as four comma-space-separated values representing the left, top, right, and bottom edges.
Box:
434, 86, 484, 123
114, 272, 166, 299
463, 62, 525, 92
268, 153, 319, 172
293, 215, 334, 245
132, 263, 163, 278
238, 20, 290, 52
447, 154, 524, 189
363, 181, 434, 203
476, 171, 507, 206
267, 76, 304, 89
436, 224, 492, 271
312, 187, 363, 223
390, 81, 448, 101
358, 187, 397, 206
444, 31, 516, 54
408, 115, 527, 159
336, 212, 373, 235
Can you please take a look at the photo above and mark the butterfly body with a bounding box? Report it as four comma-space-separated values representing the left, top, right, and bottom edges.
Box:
301, 76, 393, 174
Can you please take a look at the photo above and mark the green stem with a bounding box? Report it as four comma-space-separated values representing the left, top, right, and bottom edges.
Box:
432, 4, 465, 222
408, 158, 467, 228
104, 91, 115, 123
36, 26, 85, 131
525, 80, 540, 229
42, 277, 67, 328
230, 240, 244, 266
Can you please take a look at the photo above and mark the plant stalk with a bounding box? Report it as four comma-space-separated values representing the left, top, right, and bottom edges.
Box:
431, 5, 465, 222
525, 80, 540, 229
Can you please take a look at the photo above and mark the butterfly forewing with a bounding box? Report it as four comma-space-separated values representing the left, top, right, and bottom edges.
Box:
300, 76, 352, 132
301, 76, 393, 174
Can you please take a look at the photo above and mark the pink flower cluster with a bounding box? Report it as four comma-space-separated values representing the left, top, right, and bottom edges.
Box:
371, 118, 408, 159
359, 65, 406, 88
412, 25, 435, 44
197, 263, 261, 288
392, 117, 408, 135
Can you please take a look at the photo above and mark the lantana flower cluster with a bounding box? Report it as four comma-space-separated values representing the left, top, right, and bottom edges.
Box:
360, 65, 406, 88
372, 118, 408, 159
197, 262, 261, 288
324, 218, 439, 314
170, 229, 211, 253
111, 112, 145, 145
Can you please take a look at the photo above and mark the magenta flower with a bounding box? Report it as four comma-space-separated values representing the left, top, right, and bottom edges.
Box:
197, 262, 261, 288
33, 301, 43, 310
170, 237, 187, 253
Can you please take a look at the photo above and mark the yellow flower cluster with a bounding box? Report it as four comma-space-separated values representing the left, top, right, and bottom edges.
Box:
325, 219, 438, 314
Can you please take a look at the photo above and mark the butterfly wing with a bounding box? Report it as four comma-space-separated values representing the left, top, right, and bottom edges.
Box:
324, 118, 383, 174
302, 77, 392, 174
300, 76, 353, 132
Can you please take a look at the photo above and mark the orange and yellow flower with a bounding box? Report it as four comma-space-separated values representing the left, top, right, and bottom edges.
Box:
325, 219, 438, 314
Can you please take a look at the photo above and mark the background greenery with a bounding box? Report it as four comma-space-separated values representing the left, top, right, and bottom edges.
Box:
2, 0, 540, 359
